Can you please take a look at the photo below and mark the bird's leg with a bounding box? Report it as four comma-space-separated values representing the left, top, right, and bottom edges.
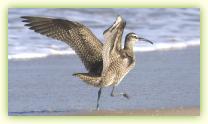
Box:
110, 86, 130, 99
96, 88, 102, 110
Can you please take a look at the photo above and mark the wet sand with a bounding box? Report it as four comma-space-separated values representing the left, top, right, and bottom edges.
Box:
8, 47, 200, 115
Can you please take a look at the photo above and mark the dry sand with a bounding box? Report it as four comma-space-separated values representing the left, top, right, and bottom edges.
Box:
72, 107, 200, 116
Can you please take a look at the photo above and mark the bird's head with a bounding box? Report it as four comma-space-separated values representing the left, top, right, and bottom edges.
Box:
126, 32, 154, 45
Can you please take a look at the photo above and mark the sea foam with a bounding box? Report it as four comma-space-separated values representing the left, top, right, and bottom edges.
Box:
8, 39, 200, 60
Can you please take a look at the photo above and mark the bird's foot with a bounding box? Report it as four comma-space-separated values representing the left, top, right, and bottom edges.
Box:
110, 93, 115, 97
123, 93, 130, 99
111, 92, 130, 99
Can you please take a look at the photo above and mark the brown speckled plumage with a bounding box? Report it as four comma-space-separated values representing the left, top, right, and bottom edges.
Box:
22, 16, 103, 74
21, 15, 153, 110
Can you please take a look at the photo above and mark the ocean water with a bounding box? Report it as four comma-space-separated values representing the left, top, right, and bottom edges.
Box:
8, 8, 200, 59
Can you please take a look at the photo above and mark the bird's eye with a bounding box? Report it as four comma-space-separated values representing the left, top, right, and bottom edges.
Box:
133, 36, 137, 38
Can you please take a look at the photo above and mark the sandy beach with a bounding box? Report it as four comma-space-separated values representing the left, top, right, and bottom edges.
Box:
64, 107, 200, 116
9, 107, 199, 116
8, 46, 200, 116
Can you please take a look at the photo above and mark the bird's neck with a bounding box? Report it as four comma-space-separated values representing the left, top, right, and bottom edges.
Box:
124, 39, 134, 53
123, 40, 135, 60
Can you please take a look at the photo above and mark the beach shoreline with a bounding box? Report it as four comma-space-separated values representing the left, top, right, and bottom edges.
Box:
9, 107, 199, 116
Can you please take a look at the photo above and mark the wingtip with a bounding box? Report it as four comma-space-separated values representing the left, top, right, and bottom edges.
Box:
20, 16, 30, 19
103, 15, 125, 35
72, 73, 79, 76
20, 16, 30, 22
116, 15, 123, 23
20, 16, 26, 19
115, 15, 125, 26
117, 15, 122, 20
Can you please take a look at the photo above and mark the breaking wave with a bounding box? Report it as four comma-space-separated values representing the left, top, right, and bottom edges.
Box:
8, 39, 200, 60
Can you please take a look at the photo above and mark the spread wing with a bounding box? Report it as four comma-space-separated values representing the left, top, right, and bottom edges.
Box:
102, 16, 126, 73
21, 16, 103, 74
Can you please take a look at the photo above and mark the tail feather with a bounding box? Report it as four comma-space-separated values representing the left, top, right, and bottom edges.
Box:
73, 73, 101, 87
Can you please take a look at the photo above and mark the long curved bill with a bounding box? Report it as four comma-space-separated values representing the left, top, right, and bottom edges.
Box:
139, 37, 154, 44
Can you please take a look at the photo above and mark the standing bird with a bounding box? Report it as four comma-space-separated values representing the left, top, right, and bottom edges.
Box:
21, 15, 153, 110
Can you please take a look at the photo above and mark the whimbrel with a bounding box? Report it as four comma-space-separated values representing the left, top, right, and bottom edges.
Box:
21, 15, 153, 110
